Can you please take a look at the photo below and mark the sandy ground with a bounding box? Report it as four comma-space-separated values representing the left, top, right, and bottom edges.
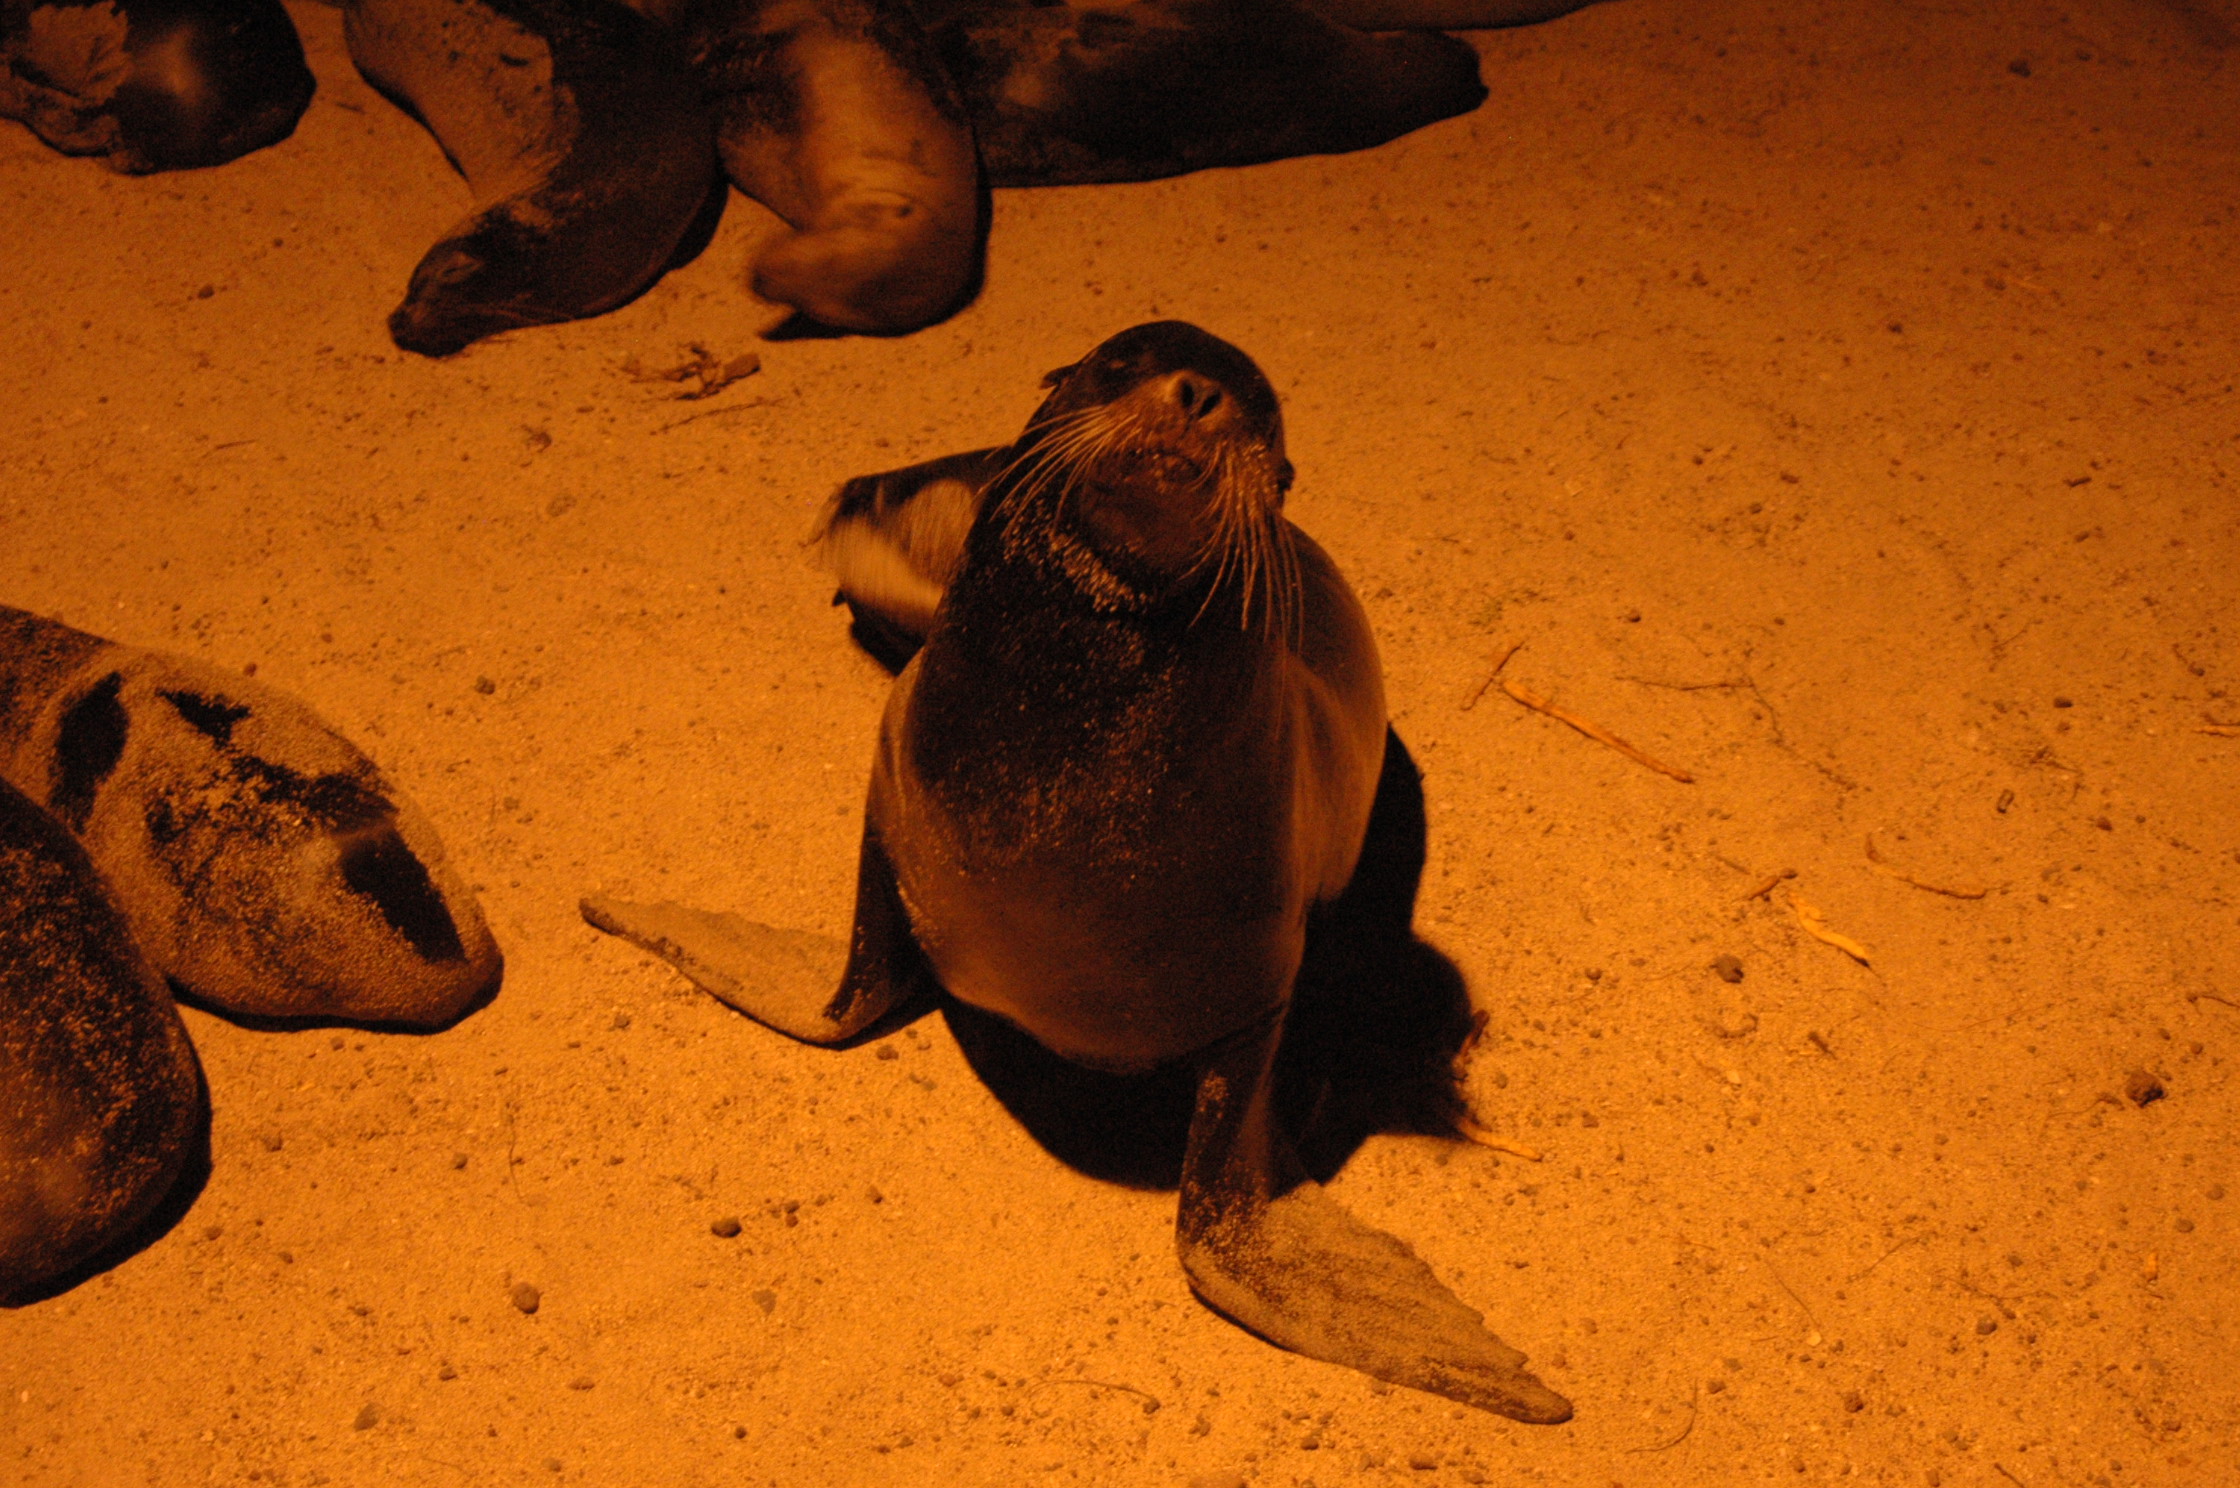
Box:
4, 0, 2237, 1483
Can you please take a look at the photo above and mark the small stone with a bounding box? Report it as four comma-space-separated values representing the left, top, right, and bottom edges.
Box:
2124, 1070, 2166, 1106
261, 1133, 284, 1153
1844, 1390, 1865, 1412
511, 1282, 542, 1315
752, 1289, 776, 1315
1707, 1378, 1726, 1393
2175, 1217, 2194, 1233
865, 1186, 885, 1204
544, 1459, 563, 1473
474, 677, 497, 695
711, 1216, 742, 1238
451, 1153, 469, 1170
353, 1403, 379, 1431
732, 1425, 747, 1440
1976, 1317, 1998, 1335
612, 1011, 632, 1030
1410, 1452, 1440, 1470
1300, 1432, 1321, 1450
1186, 1475, 1247, 1488
568, 1377, 595, 1391
438, 1365, 457, 1381
203, 1225, 223, 1242
2209, 1185, 2226, 1200
876, 1045, 899, 1061
2052, 694, 2071, 707
1711, 955, 1744, 984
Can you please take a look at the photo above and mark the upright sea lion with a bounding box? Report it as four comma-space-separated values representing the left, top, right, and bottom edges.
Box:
0, 774, 202, 1305
0, 606, 501, 1027
0, 0, 314, 173
584, 322, 1571, 1422
344, 0, 723, 355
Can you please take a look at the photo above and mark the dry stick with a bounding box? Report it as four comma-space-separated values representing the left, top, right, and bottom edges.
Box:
1624, 1388, 1700, 1454
1457, 1115, 1544, 1163
2201, 724, 2240, 737
1762, 1256, 1821, 1332
1994, 1464, 2029, 1487
1461, 642, 1524, 710
1787, 888, 1872, 966
1863, 834, 1989, 900
1742, 869, 1796, 901
1501, 673, 1696, 783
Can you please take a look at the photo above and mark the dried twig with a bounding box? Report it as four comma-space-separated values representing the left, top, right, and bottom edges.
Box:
623, 343, 761, 400
1501, 673, 1695, 782
1786, 888, 1871, 966
1461, 642, 1523, 710
1456, 1114, 1543, 1162
1864, 834, 1988, 899
1624, 1388, 1700, 1453
1741, 869, 1796, 901
2200, 724, 2240, 737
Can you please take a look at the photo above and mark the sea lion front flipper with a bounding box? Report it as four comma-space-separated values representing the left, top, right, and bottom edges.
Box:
581, 815, 922, 1043
682, 0, 983, 333
815, 445, 1005, 665
1177, 1013, 1574, 1424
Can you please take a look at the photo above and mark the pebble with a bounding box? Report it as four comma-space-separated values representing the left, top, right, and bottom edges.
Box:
451, 1153, 469, 1170
438, 1365, 457, 1381
512, 1282, 542, 1315
261, 1133, 284, 1153
1409, 1453, 1440, 1470
1711, 955, 1745, 983
1186, 1474, 1247, 1488
353, 1403, 379, 1431
2124, 1070, 2166, 1107
711, 1216, 743, 1238
752, 1289, 777, 1315
568, 1376, 596, 1391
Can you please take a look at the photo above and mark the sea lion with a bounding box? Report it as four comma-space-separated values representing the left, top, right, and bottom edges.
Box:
0, 606, 501, 1026
642, 0, 983, 334
1, 0, 314, 173
584, 322, 1571, 1422
0, 774, 202, 1305
344, 0, 723, 355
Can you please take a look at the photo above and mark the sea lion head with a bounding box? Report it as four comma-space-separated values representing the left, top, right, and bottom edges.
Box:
987, 322, 1297, 626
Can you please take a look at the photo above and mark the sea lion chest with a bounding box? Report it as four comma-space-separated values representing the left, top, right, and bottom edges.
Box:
872, 536, 1383, 1070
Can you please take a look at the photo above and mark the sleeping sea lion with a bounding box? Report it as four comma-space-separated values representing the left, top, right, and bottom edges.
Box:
583, 322, 1571, 1422
644, 0, 983, 334
344, 0, 723, 355
0, 0, 314, 173
0, 606, 501, 1027
0, 774, 202, 1305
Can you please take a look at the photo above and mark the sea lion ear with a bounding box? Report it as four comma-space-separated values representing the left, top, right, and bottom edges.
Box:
1040, 362, 1079, 388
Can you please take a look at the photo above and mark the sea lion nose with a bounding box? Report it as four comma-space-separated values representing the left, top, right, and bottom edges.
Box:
1156, 370, 1229, 428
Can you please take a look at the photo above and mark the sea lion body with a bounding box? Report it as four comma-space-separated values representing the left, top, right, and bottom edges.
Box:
873, 480, 1382, 1071
0, 0, 314, 173
346, 0, 722, 355
0, 775, 201, 1305
0, 606, 501, 1026
587, 323, 1570, 1423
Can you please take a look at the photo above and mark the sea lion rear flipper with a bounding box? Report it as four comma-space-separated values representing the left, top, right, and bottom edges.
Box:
1176, 1013, 1573, 1424
580, 816, 922, 1042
